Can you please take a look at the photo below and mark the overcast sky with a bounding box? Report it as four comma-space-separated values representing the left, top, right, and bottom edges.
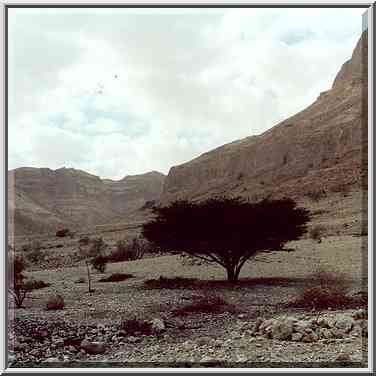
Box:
8, 7, 365, 179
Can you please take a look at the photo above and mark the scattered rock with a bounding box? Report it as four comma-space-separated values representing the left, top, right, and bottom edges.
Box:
271, 319, 294, 340
149, 318, 165, 333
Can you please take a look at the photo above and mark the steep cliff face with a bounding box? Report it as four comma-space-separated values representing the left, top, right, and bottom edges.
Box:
8, 167, 165, 236
161, 32, 367, 204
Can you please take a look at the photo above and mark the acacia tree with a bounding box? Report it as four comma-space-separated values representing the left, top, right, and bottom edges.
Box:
142, 197, 311, 282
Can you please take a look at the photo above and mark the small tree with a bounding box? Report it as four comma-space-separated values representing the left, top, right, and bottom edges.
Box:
78, 237, 108, 292
143, 197, 311, 282
8, 255, 28, 308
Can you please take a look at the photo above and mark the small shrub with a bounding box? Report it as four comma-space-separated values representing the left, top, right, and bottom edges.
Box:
310, 225, 325, 243
23, 279, 50, 291
91, 254, 108, 273
26, 247, 44, 263
45, 295, 65, 310
291, 271, 353, 310
172, 295, 234, 316
144, 276, 198, 290
108, 238, 149, 263
98, 273, 134, 283
306, 190, 326, 202
56, 228, 70, 238
8, 255, 28, 309
89, 237, 107, 257
120, 319, 153, 336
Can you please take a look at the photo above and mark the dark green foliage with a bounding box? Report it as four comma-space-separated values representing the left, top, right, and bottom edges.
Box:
143, 197, 311, 281
91, 254, 108, 273
98, 273, 134, 282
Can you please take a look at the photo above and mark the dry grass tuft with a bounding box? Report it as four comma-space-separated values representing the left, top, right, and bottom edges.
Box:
172, 294, 235, 317
144, 276, 198, 290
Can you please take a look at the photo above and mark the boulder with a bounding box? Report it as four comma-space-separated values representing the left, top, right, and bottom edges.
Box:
149, 318, 165, 333
271, 319, 294, 340
335, 317, 354, 333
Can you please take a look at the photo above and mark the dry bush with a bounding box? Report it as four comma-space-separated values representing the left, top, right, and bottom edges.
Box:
56, 228, 70, 238
91, 254, 108, 273
108, 238, 149, 263
23, 279, 50, 291
305, 190, 326, 202
45, 294, 65, 310
98, 273, 134, 283
172, 295, 235, 316
8, 255, 28, 308
144, 276, 198, 290
291, 271, 355, 310
310, 225, 325, 243
120, 319, 153, 336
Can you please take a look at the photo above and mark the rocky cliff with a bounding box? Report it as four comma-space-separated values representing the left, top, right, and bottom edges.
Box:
8, 167, 165, 236
161, 32, 368, 204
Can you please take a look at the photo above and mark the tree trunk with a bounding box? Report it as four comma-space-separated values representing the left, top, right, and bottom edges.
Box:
226, 267, 239, 282
86, 261, 92, 293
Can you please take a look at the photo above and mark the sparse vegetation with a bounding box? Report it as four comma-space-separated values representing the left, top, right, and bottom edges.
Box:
98, 273, 134, 283
23, 279, 50, 291
45, 294, 65, 310
89, 237, 107, 257
305, 190, 326, 202
290, 271, 355, 310
120, 319, 153, 336
56, 228, 71, 238
172, 295, 235, 316
143, 197, 311, 282
144, 276, 198, 290
310, 225, 325, 243
91, 254, 108, 273
108, 237, 149, 263
8, 255, 28, 309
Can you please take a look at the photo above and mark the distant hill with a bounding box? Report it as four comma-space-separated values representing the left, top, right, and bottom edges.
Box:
8, 167, 165, 236
161, 32, 367, 204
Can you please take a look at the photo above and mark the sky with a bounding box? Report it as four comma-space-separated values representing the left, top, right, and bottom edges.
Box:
8, 7, 365, 179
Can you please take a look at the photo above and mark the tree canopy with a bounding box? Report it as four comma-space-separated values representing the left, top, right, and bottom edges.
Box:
142, 197, 311, 281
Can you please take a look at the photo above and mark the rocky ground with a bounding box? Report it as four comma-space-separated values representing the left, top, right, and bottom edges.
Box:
9, 309, 367, 368
8, 233, 368, 368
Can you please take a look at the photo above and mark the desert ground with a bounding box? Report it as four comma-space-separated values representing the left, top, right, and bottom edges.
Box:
8, 190, 368, 368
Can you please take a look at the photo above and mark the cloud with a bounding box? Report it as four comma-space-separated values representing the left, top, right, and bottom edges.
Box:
8, 7, 365, 179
